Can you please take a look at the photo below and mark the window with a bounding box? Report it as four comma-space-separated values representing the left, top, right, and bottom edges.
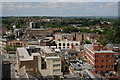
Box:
109, 60, 111, 62
63, 43, 65, 46
53, 69, 60, 72
53, 64, 60, 67
59, 47, 61, 49
59, 43, 61, 46
112, 55, 114, 57
95, 55, 99, 57
53, 59, 60, 62
95, 60, 98, 62
106, 60, 108, 62
106, 65, 108, 68
67, 43, 70, 46
106, 55, 109, 57
76, 43, 78, 46
102, 55, 104, 57
102, 60, 104, 62
111, 65, 114, 68
101, 65, 104, 68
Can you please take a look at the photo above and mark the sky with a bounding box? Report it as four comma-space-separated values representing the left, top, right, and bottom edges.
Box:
1, 0, 120, 16
2, 0, 120, 2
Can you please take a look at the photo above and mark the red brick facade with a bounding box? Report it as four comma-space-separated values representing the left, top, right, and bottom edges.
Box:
7, 40, 28, 47
85, 43, 115, 73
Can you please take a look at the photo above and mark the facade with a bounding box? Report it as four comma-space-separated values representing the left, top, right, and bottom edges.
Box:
40, 37, 56, 47
56, 40, 80, 49
25, 28, 52, 39
84, 43, 115, 73
7, 40, 28, 47
55, 33, 82, 41
28, 41, 40, 47
16, 46, 62, 77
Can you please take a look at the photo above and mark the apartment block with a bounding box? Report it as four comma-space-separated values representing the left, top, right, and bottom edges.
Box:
84, 43, 116, 73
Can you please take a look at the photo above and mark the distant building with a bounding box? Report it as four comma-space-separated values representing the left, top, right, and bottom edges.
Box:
25, 28, 52, 39
84, 43, 116, 73
29, 22, 39, 28
55, 32, 82, 41
16, 46, 62, 77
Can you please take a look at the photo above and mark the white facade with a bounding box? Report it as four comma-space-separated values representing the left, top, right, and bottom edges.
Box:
56, 40, 80, 49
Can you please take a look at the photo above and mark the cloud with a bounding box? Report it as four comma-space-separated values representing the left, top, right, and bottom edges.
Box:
2, 2, 118, 16
2, 0, 120, 2
58, 0, 119, 2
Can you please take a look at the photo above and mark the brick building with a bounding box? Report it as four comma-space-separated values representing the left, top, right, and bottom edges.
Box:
7, 39, 28, 47
84, 43, 116, 73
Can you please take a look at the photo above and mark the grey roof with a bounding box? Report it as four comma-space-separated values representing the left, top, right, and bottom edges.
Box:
62, 49, 77, 53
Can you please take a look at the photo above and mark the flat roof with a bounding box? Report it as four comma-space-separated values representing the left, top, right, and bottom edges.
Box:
84, 44, 115, 54
17, 46, 57, 61
95, 50, 115, 53
17, 48, 33, 61
40, 46, 55, 53
45, 56, 60, 59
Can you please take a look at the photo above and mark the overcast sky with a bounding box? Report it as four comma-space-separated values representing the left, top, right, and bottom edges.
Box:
1, 0, 120, 16
2, 0, 120, 2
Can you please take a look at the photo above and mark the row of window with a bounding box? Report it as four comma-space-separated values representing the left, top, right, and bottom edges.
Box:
59, 47, 70, 49
95, 65, 114, 68
53, 59, 60, 62
9, 43, 26, 46
95, 55, 114, 58
53, 64, 60, 67
95, 60, 114, 62
53, 69, 60, 72
58, 43, 78, 46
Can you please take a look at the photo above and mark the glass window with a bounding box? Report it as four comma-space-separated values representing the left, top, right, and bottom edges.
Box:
67, 43, 70, 46
53, 69, 60, 72
102, 55, 104, 57
59, 43, 61, 46
102, 60, 104, 62
106, 55, 109, 57
76, 43, 78, 46
63, 43, 65, 46
53, 59, 60, 62
53, 64, 60, 67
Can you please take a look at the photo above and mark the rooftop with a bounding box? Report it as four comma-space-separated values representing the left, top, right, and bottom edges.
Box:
95, 50, 115, 53
17, 46, 57, 61
84, 44, 115, 54
17, 48, 33, 61
40, 46, 55, 54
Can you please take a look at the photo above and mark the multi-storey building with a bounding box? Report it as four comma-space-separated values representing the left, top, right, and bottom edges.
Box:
84, 43, 116, 73
16, 46, 62, 77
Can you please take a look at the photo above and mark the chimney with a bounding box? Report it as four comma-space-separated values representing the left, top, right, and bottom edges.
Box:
93, 43, 101, 51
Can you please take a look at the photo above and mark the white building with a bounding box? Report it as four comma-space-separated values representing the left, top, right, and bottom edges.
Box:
56, 40, 80, 49
16, 46, 62, 77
